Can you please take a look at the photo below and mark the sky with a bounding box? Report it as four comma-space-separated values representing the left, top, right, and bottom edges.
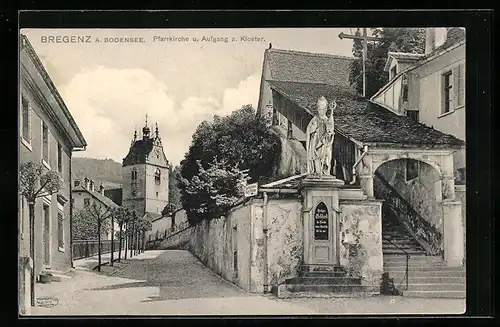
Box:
22, 28, 354, 167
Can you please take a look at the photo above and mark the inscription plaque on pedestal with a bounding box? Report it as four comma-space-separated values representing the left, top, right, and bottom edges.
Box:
314, 202, 329, 240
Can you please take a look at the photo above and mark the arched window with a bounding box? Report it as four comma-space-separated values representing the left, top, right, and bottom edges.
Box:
131, 168, 138, 196
131, 168, 138, 181
155, 168, 161, 185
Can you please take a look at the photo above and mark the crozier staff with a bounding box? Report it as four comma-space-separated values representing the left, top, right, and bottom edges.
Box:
306, 96, 337, 175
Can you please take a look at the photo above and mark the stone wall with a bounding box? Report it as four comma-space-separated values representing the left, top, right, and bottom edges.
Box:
252, 199, 303, 292
270, 126, 307, 178
339, 200, 383, 287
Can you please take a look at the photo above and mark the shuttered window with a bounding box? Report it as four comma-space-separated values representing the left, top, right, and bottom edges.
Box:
454, 63, 465, 108
441, 71, 453, 114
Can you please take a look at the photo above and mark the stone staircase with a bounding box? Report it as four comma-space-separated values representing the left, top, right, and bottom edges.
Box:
273, 265, 379, 298
382, 218, 466, 299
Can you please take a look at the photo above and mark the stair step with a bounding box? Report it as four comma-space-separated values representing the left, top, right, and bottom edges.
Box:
404, 283, 465, 292
390, 276, 465, 285
286, 277, 361, 285
385, 266, 465, 273
300, 265, 345, 273
383, 250, 427, 255
384, 255, 442, 262
403, 290, 466, 299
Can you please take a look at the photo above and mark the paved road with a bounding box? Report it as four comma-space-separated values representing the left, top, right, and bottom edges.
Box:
29, 250, 465, 316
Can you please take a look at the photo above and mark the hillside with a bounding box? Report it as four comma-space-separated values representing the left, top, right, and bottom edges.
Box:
71, 157, 124, 189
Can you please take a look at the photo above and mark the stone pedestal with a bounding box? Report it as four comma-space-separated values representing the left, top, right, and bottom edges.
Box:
442, 200, 464, 267
300, 175, 344, 267
19, 256, 33, 315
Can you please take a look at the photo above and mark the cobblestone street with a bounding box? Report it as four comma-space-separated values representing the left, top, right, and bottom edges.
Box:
29, 250, 465, 316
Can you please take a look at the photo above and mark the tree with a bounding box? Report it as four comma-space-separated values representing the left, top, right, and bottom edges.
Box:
73, 209, 109, 240
20, 161, 63, 307
349, 28, 426, 98
168, 166, 182, 209
127, 211, 139, 258
112, 207, 131, 262
178, 105, 281, 224
179, 159, 245, 225
136, 218, 152, 253
76, 202, 112, 272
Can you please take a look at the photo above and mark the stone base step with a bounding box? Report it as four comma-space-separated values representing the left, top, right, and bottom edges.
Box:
285, 276, 361, 285
284, 284, 375, 293
402, 290, 466, 299
384, 266, 465, 273
275, 284, 379, 299
300, 264, 345, 273
300, 271, 347, 278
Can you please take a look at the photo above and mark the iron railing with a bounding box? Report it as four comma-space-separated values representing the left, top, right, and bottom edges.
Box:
72, 239, 120, 260
374, 171, 443, 255
382, 234, 410, 291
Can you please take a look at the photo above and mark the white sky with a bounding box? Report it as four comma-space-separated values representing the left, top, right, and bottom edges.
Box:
22, 28, 354, 167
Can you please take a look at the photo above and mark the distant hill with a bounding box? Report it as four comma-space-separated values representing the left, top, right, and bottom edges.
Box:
71, 157, 124, 189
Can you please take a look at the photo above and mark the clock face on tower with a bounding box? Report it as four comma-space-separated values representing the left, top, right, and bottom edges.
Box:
155, 147, 161, 156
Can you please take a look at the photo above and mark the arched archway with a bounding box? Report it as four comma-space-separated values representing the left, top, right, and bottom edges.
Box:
373, 158, 444, 256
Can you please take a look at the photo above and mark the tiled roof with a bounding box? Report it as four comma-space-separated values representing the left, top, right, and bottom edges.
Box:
104, 188, 123, 206
268, 80, 464, 148
122, 138, 154, 166
266, 48, 354, 87
72, 185, 119, 209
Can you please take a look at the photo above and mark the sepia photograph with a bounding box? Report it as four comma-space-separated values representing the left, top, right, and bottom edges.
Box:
18, 25, 467, 316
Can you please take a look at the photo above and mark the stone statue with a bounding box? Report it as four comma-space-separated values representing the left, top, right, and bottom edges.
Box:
306, 96, 337, 176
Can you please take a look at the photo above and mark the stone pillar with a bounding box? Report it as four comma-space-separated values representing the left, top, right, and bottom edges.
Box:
441, 200, 464, 267
359, 174, 374, 198
301, 175, 344, 268
19, 256, 33, 315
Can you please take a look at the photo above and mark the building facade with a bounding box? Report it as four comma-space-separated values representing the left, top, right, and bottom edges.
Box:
19, 35, 87, 279
371, 27, 466, 179
72, 178, 120, 240
122, 122, 170, 219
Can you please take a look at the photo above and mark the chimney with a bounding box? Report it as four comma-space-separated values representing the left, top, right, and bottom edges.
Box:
89, 180, 95, 192
99, 184, 104, 195
84, 177, 90, 190
425, 28, 436, 55
74, 180, 81, 187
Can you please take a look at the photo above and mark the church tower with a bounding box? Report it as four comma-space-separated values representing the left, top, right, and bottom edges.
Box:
122, 116, 170, 218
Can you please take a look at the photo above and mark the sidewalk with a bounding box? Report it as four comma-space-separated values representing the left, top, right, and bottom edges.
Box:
73, 249, 141, 271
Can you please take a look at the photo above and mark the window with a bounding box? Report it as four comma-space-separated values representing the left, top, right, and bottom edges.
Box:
84, 198, 90, 206
405, 159, 419, 182
131, 168, 138, 196
155, 169, 161, 185
402, 74, 409, 103
131, 168, 137, 181
42, 121, 49, 163
442, 71, 453, 113
156, 192, 159, 198
21, 96, 31, 142
57, 212, 64, 250
57, 143, 63, 173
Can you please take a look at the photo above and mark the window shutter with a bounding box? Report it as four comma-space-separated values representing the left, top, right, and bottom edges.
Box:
457, 63, 465, 107
440, 74, 446, 114
452, 66, 459, 109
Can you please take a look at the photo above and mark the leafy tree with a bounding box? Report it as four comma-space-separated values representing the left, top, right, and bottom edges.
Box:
136, 218, 152, 253
111, 207, 132, 262
126, 211, 139, 258
349, 28, 426, 98
168, 166, 182, 209
72, 210, 108, 240
178, 105, 281, 224
76, 202, 112, 272
179, 159, 245, 225
19, 161, 63, 307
